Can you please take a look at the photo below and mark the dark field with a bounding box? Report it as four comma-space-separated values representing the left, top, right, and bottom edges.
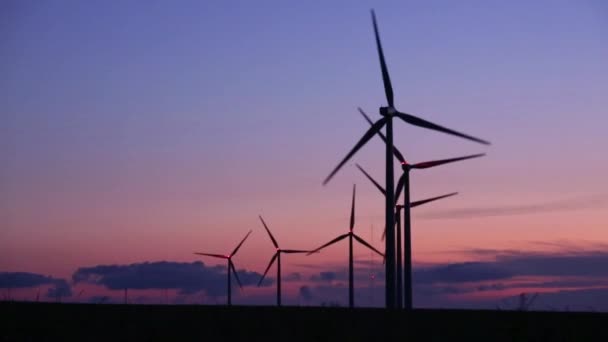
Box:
2, 302, 607, 341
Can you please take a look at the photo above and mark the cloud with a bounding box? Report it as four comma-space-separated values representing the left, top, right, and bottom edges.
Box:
414, 262, 513, 284
72, 261, 272, 296
413, 249, 608, 286
0, 272, 72, 298
310, 271, 341, 282
1, 272, 58, 288
284, 272, 302, 281
417, 194, 608, 220
299, 286, 313, 302
409, 248, 608, 310
308, 268, 383, 284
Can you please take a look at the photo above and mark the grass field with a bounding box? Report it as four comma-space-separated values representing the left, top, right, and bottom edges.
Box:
2, 302, 607, 341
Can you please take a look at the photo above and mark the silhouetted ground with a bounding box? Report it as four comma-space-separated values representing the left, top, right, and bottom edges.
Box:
2, 302, 607, 341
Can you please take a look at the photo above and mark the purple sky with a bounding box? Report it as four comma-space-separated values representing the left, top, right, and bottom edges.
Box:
2, 1, 608, 308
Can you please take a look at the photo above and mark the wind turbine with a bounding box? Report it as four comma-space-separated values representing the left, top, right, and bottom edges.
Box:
194, 230, 252, 306
359, 108, 485, 310
357, 163, 458, 308
306, 184, 384, 308
322, 10, 490, 307
258, 216, 310, 306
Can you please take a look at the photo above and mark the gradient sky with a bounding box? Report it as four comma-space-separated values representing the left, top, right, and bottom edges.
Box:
2, 0, 608, 307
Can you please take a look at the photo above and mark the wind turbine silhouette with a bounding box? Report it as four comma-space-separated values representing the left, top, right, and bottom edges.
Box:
322, 10, 490, 307
306, 184, 384, 308
357, 163, 458, 308
194, 230, 252, 306
258, 216, 310, 306
360, 108, 485, 310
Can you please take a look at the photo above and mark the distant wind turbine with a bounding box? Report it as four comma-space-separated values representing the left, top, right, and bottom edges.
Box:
258, 216, 310, 306
357, 163, 458, 308
307, 184, 384, 308
322, 9, 490, 308
194, 230, 252, 306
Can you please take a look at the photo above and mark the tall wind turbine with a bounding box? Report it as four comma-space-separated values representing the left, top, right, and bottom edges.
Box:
360, 108, 486, 310
306, 184, 384, 308
258, 216, 310, 306
322, 10, 490, 308
194, 230, 252, 306
357, 163, 458, 308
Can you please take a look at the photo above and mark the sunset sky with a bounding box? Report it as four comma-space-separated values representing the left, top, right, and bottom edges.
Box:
2, 0, 608, 309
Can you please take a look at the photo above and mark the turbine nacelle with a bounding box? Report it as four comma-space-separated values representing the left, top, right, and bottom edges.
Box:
379, 106, 397, 117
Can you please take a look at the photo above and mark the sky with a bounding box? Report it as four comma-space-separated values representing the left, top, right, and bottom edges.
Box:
1, 0, 608, 309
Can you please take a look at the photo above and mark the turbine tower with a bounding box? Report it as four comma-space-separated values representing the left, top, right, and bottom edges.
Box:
258, 216, 310, 306
307, 184, 384, 308
322, 10, 490, 308
357, 163, 458, 308
194, 230, 252, 306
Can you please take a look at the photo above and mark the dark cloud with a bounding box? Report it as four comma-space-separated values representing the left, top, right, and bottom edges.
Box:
1, 272, 58, 288
310, 271, 341, 282
414, 262, 512, 284
308, 267, 383, 284
417, 194, 608, 220
494, 251, 608, 278
410, 248, 608, 311
72, 261, 272, 296
413, 250, 608, 287
0, 272, 72, 299
299, 286, 313, 302
284, 272, 302, 281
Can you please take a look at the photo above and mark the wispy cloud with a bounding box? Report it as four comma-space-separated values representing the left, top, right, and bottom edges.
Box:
416, 194, 608, 220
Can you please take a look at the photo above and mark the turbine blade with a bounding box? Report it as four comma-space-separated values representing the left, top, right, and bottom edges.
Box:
395, 111, 490, 145
323, 117, 387, 186
411, 153, 486, 169
230, 261, 243, 289
380, 206, 406, 242
258, 253, 278, 286
194, 252, 227, 259
395, 173, 405, 204
353, 234, 384, 257
282, 249, 311, 254
410, 192, 458, 208
358, 107, 405, 163
231, 230, 253, 256
395, 208, 401, 229
380, 209, 401, 241
307, 234, 349, 255
350, 184, 356, 230
259, 215, 279, 249
356, 164, 386, 196
371, 10, 394, 107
